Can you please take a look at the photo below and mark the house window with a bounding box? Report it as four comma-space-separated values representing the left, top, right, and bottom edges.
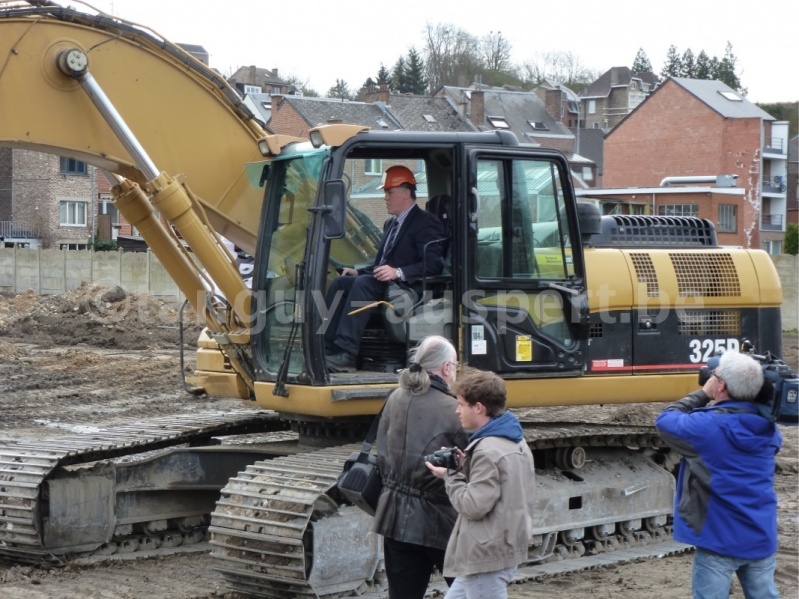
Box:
243, 85, 261, 95
588, 100, 596, 115
99, 199, 120, 223
60, 200, 87, 226
657, 204, 698, 217
718, 204, 737, 233
365, 159, 383, 175
719, 91, 742, 102
582, 166, 594, 182
486, 116, 510, 129
59, 157, 87, 175
271, 85, 281, 94
527, 121, 549, 131
762, 240, 782, 255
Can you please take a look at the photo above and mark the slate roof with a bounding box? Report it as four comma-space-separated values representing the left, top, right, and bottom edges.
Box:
228, 65, 290, 87
378, 95, 476, 132
439, 86, 572, 142
277, 94, 475, 132
243, 93, 272, 125
277, 96, 401, 130
669, 77, 775, 120
580, 67, 659, 99
569, 127, 605, 174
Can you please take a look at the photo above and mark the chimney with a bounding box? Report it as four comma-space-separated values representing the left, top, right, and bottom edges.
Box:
378, 84, 390, 103
471, 90, 485, 126
249, 65, 257, 82
272, 68, 279, 78
545, 89, 562, 122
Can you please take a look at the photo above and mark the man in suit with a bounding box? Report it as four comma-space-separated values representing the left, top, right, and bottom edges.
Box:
324, 165, 446, 372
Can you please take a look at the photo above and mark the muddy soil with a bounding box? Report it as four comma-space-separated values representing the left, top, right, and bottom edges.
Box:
0, 285, 796, 599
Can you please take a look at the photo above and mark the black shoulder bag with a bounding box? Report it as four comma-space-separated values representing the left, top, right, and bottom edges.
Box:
336, 405, 384, 516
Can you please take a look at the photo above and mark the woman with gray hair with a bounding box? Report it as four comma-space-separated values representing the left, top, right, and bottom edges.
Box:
373, 335, 468, 599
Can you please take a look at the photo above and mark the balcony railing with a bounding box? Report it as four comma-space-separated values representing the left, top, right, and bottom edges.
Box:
763, 138, 785, 154
0, 221, 39, 239
761, 213, 784, 231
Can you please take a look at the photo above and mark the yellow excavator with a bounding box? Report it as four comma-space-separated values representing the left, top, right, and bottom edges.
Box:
0, 2, 792, 597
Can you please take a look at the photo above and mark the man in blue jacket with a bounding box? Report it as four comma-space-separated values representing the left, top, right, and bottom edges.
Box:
655, 350, 782, 599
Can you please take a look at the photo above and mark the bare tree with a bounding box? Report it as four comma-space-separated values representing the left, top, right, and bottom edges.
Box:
423, 22, 482, 91
480, 31, 512, 72
520, 51, 596, 90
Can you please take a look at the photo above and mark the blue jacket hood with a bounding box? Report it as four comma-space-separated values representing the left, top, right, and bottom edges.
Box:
470, 410, 524, 443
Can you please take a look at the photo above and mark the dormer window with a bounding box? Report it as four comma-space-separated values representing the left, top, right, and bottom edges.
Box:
487, 116, 510, 129
527, 121, 549, 131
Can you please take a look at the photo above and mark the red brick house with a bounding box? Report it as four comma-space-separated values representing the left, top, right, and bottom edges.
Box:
604, 77, 789, 253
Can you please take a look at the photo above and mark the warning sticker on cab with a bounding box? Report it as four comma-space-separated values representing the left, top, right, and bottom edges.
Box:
591, 359, 625, 369
516, 335, 532, 362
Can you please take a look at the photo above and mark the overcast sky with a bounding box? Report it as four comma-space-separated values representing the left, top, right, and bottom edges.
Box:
83, 0, 798, 104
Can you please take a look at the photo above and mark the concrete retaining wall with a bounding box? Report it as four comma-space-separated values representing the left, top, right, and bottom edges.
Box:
0, 248, 183, 304
0, 248, 796, 330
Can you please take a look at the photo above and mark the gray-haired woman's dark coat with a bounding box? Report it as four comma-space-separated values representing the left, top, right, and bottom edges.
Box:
372, 377, 468, 549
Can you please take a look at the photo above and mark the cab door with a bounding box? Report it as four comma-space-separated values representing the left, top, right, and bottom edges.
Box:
459, 150, 587, 375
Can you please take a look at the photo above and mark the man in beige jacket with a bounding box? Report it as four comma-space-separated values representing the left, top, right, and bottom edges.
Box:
427, 368, 535, 599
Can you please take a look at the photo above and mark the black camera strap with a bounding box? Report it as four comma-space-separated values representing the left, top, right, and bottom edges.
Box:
359, 403, 386, 456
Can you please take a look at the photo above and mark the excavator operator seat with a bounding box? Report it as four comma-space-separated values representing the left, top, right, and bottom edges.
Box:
382, 194, 454, 344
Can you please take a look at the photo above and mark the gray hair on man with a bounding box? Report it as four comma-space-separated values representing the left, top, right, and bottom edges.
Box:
715, 351, 764, 401
398, 335, 457, 395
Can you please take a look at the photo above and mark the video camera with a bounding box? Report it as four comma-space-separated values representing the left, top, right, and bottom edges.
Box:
424, 447, 460, 470
699, 339, 798, 425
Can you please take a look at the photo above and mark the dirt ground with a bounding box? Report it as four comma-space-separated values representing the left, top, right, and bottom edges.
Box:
0, 284, 796, 599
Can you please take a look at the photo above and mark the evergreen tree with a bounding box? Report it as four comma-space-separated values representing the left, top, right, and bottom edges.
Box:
376, 64, 391, 86
680, 48, 696, 78
661, 45, 682, 78
327, 79, 351, 100
785, 223, 798, 256
404, 47, 428, 95
716, 41, 744, 94
694, 50, 712, 79
391, 57, 408, 93
631, 48, 652, 73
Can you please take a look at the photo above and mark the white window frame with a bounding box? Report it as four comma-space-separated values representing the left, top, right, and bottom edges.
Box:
59, 199, 88, 227
657, 204, 698, 218
364, 159, 383, 175
588, 100, 596, 115
717, 204, 737, 233
243, 84, 261, 95
487, 116, 510, 129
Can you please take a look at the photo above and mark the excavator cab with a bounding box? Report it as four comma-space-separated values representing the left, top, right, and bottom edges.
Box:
251, 132, 589, 387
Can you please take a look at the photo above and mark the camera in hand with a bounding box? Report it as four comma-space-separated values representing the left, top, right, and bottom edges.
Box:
425, 447, 459, 469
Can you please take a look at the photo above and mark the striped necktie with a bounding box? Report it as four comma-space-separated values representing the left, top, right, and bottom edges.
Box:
379, 219, 400, 265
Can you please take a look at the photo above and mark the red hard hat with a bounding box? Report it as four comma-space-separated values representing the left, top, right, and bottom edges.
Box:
378, 165, 416, 190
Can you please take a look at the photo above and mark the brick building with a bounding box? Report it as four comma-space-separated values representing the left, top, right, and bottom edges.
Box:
604, 77, 789, 252
0, 149, 117, 249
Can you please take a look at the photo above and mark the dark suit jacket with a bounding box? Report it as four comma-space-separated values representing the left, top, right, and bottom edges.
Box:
359, 204, 446, 285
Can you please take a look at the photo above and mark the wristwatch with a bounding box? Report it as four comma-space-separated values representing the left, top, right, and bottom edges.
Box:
395, 268, 403, 281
